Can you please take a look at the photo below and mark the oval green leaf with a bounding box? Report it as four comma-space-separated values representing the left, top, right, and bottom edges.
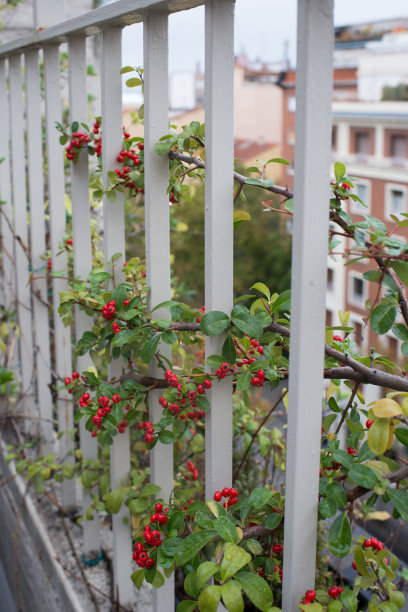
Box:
328, 512, 352, 558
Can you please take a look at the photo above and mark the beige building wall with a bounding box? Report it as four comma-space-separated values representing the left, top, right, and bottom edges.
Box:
233, 65, 283, 143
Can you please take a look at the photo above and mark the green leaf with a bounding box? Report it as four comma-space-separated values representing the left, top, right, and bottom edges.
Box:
328, 512, 352, 558
266, 157, 290, 165
264, 513, 283, 530
177, 602, 198, 612
140, 483, 161, 496
221, 580, 244, 612
175, 531, 217, 565
158, 430, 175, 444
340, 591, 358, 612
387, 488, 408, 521
327, 602, 342, 612
392, 324, 408, 341
354, 547, 370, 577
200, 311, 230, 336
371, 304, 397, 335
237, 371, 252, 391
245, 539, 263, 555
234, 571, 273, 611
198, 585, 221, 612
249, 488, 273, 508
334, 162, 346, 181
326, 482, 347, 507
365, 214, 387, 234
222, 335, 237, 365
126, 77, 143, 87
104, 487, 129, 514
140, 335, 160, 363
214, 517, 238, 543
161, 537, 183, 557
250, 282, 270, 301
231, 312, 264, 338
348, 464, 378, 489
221, 543, 252, 581
395, 427, 408, 446
271, 290, 291, 313
161, 330, 178, 345
76, 331, 98, 356
131, 569, 145, 589
390, 260, 408, 287
195, 562, 220, 590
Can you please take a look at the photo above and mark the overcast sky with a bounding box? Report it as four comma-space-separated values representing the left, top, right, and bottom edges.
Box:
122, 0, 408, 74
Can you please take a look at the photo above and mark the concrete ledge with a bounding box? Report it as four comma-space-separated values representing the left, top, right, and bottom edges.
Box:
0, 437, 85, 612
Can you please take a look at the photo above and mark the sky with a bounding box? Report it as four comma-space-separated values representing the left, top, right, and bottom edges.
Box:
122, 0, 408, 75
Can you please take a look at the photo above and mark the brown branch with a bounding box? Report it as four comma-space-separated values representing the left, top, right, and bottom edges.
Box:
335, 381, 360, 435
168, 151, 294, 200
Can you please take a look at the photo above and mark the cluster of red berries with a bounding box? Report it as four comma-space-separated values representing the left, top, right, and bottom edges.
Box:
196, 305, 205, 323
65, 371, 80, 385
65, 131, 90, 161
272, 543, 283, 554
115, 142, 144, 192
46, 258, 52, 271
332, 335, 344, 342
301, 590, 316, 605
251, 368, 266, 387
132, 544, 155, 569
93, 121, 102, 156
112, 321, 121, 334
133, 503, 168, 568
184, 461, 198, 481
213, 487, 238, 508
363, 537, 384, 551
215, 362, 231, 379
328, 586, 344, 599
102, 299, 116, 321
159, 373, 212, 423
140, 421, 155, 444
234, 336, 264, 359
255, 567, 265, 577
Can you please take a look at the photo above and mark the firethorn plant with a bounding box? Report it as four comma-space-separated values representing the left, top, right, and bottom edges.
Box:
23, 69, 408, 610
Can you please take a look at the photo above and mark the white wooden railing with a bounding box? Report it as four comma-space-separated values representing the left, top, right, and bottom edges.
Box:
0, 0, 335, 610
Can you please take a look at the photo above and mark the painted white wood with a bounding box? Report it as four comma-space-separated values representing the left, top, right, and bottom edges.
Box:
0, 0, 204, 58
68, 34, 100, 558
43, 43, 76, 511
0, 59, 14, 315
204, 0, 235, 501
9, 54, 35, 423
33, 0, 65, 30
101, 25, 133, 607
282, 1, 334, 609
374, 124, 385, 161
25, 48, 54, 452
143, 12, 174, 611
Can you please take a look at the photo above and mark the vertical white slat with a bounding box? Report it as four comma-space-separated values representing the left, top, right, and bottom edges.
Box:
25, 48, 54, 452
68, 34, 100, 559
33, 0, 65, 30
204, 0, 235, 500
9, 53, 35, 421
43, 43, 76, 511
282, 1, 334, 609
143, 12, 174, 612
0, 59, 14, 315
101, 25, 133, 607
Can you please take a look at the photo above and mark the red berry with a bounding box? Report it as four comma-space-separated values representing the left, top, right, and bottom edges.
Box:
214, 491, 222, 502
64, 376, 71, 386
146, 558, 154, 569
138, 142, 144, 150
272, 544, 283, 554
222, 487, 230, 497
305, 590, 316, 602
220, 362, 230, 372
144, 433, 153, 444
112, 394, 121, 403
352, 561, 357, 570
196, 384, 205, 395
366, 420, 374, 429
204, 379, 212, 389
72, 372, 80, 379
155, 502, 163, 512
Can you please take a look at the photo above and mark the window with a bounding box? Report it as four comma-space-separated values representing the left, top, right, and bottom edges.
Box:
385, 184, 407, 218
287, 96, 296, 112
350, 180, 370, 214
355, 132, 370, 157
349, 273, 366, 307
327, 268, 334, 291
353, 321, 363, 346
325, 310, 332, 327
391, 135, 407, 164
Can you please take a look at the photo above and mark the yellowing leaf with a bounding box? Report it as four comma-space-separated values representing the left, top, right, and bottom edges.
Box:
365, 511, 391, 521
387, 424, 395, 450
372, 398, 402, 418
338, 310, 350, 326
325, 329, 333, 344
402, 397, 408, 416
367, 418, 390, 455
282, 389, 288, 410
233, 210, 251, 223
64, 193, 72, 215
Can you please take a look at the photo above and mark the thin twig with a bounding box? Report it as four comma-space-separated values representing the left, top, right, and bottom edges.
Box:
233, 389, 287, 483
334, 381, 360, 435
